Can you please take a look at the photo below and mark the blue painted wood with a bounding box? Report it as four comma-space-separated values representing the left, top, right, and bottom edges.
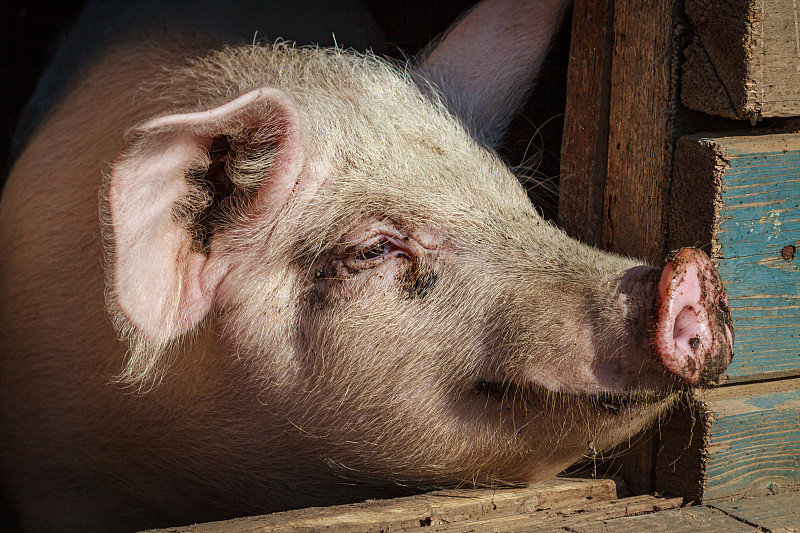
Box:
667, 133, 800, 502
683, 133, 800, 381
703, 379, 800, 500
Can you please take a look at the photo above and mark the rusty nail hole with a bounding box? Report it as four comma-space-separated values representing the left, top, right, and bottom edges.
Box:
781, 245, 795, 261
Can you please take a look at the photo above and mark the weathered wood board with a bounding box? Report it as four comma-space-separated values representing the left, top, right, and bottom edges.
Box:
670, 132, 800, 382
142, 477, 622, 532
656, 381, 800, 502
423, 494, 682, 533
142, 481, 800, 532
703, 378, 800, 500
602, 0, 676, 265
682, 0, 800, 120
559, 0, 679, 495
710, 489, 800, 531
560, 0, 676, 264
141, 478, 686, 533
572, 505, 757, 533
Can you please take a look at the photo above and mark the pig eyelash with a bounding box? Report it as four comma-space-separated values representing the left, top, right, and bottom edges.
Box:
355, 240, 389, 261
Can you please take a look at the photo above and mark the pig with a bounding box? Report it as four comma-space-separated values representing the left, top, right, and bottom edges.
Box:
0, 0, 733, 531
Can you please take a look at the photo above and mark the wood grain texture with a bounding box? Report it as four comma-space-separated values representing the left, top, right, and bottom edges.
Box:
680, 29, 740, 119
141, 487, 800, 533
560, 0, 678, 495
682, 0, 800, 120
141, 477, 619, 532
558, 0, 614, 247
703, 378, 800, 499
710, 489, 800, 532
655, 393, 713, 503
424, 494, 683, 533
571, 505, 758, 533
603, 0, 675, 265
670, 132, 800, 382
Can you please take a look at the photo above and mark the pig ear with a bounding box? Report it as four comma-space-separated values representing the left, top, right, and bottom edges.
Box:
413, 0, 570, 147
107, 88, 304, 345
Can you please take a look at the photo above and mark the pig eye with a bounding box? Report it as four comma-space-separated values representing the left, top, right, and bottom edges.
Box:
342, 237, 410, 271
355, 241, 387, 261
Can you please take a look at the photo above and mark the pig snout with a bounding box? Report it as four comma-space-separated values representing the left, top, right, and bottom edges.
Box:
651, 248, 734, 384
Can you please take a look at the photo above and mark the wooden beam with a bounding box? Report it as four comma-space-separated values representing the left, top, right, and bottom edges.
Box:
558, 0, 614, 247
560, 0, 679, 497
143, 486, 800, 532
572, 505, 759, 533
682, 0, 800, 120
559, 0, 677, 264
603, 0, 676, 265
436, 495, 682, 532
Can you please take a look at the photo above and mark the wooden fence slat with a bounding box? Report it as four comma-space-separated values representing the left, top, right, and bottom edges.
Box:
142, 478, 619, 533
140, 486, 800, 533
559, 0, 680, 497
603, 0, 675, 265
430, 495, 683, 533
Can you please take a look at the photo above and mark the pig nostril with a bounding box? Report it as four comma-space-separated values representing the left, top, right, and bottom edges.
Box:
672, 305, 700, 348
689, 336, 700, 351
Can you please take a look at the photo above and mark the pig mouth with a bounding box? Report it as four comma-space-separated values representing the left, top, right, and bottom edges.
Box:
473, 379, 674, 414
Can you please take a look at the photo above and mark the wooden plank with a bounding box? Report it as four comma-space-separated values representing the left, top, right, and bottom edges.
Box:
656, 380, 800, 502
656, 378, 800, 502
602, 0, 675, 265
682, 0, 800, 120
558, 0, 614, 247
142, 491, 682, 533
669, 132, 800, 382
702, 378, 800, 500
145, 490, 799, 533
570, 505, 758, 533
431, 495, 683, 533
680, 26, 739, 119
710, 489, 800, 532
142, 477, 619, 533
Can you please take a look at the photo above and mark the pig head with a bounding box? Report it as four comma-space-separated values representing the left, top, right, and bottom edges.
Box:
0, 1, 732, 532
